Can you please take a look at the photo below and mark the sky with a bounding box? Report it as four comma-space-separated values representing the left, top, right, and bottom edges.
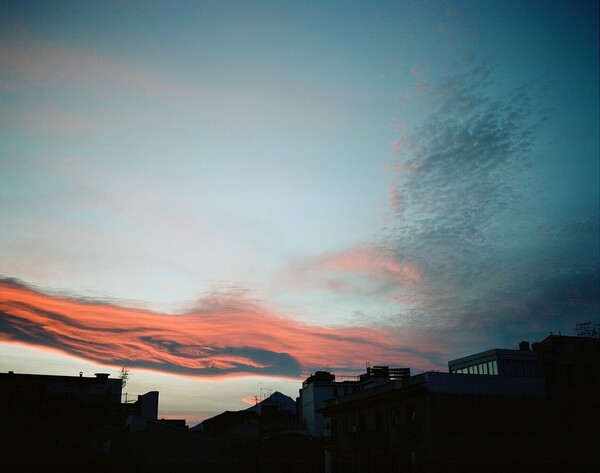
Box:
1, 0, 598, 426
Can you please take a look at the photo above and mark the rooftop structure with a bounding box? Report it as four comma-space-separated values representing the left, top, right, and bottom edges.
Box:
448, 341, 541, 377
299, 365, 410, 437
320, 333, 600, 471
0, 370, 124, 463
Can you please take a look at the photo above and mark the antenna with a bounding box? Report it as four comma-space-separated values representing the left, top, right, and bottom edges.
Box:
259, 385, 272, 402
575, 321, 599, 338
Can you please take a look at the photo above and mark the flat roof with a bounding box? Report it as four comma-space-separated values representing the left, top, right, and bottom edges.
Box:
448, 348, 538, 368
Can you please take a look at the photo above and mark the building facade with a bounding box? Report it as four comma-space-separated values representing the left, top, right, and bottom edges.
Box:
320, 372, 550, 472
448, 342, 541, 377
0, 370, 166, 465
0, 371, 124, 463
321, 334, 600, 472
298, 366, 410, 438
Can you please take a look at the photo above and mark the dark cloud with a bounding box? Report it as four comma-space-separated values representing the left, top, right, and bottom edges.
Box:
388, 59, 599, 348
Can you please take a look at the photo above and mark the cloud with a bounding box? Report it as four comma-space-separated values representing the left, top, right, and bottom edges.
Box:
382, 58, 599, 345
0, 36, 210, 135
284, 58, 597, 357
0, 278, 429, 378
288, 245, 424, 298
0, 37, 192, 100
0, 33, 365, 137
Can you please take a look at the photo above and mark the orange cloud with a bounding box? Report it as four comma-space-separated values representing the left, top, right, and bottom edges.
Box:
0, 279, 411, 378
242, 396, 258, 406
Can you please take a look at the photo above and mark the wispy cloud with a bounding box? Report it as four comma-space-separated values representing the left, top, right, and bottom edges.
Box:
1, 33, 364, 137
300, 245, 423, 288
0, 278, 431, 378
0, 36, 212, 135
0, 37, 197, 100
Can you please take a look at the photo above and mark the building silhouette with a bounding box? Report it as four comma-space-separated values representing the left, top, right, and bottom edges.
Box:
298, 365, 410, 437
0, 370, 163, 466
1, 331, 597, 471
320, 333, 600, 472
200, 391, 324, 472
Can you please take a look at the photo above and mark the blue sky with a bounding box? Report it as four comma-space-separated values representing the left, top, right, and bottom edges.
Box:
1, 0, 598, 425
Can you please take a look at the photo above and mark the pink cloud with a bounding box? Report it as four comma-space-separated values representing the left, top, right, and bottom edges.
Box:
242, 396, 259, 406
1, 38, 193, 99
0, 279, 431, 377
296, 245, 424, 289
1, 102, 98, 135
389, 188, 403, 213
415, 80, 427, 94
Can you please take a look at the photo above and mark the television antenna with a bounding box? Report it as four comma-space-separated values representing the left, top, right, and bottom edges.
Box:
575, 321, 599, 338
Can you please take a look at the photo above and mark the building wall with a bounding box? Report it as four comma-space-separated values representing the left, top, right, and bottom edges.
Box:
300, 380, 337, 437
448, 348, 541, 377
299, 368, 408, 438
323, 337, 600, 472
321, 373, 572, 472
0, 371, 125, 463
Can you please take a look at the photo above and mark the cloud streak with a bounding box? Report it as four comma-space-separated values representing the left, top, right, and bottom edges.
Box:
0, 278, 423, 378
1, 33, 363, 138
291, 245, 424, 294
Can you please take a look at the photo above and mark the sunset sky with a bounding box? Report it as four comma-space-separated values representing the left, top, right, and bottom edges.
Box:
1, 0, 598, 426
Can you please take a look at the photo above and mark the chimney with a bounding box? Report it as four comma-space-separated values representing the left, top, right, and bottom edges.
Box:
519, 341, 530, 351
